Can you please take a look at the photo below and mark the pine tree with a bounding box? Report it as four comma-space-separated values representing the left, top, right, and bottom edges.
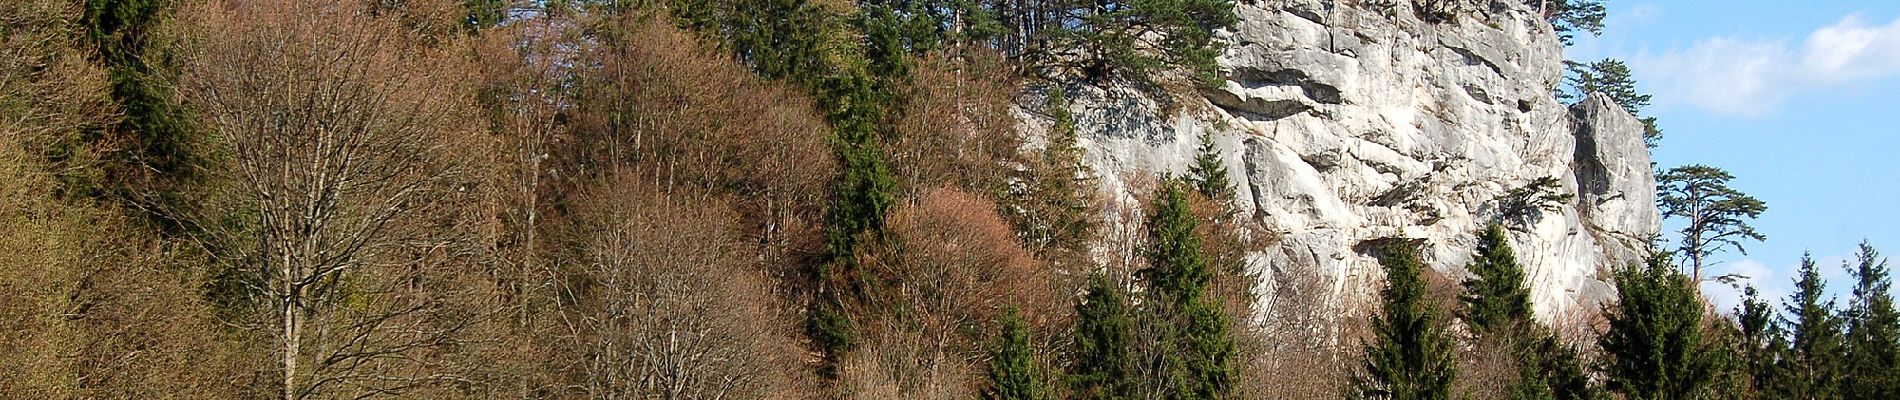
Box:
1599, 254, 1718, 400
1186, 134, 1233, 202
1461, 222, 1534, 336
1563, 58, 1661, 148
987, 307, 1049, 400
1351, 242, 1457, 400
1533, 0, 1605, 45
1071, 273, 1134, 400
1656, 164, 1767, 292
1842, 243, 1900, 400
1779, 254, 1844, 400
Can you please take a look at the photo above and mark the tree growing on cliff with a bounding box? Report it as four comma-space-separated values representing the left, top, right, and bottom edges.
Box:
1351, 242, 1458, 400
1563, 58, 1661, 148
1842, 243, 1900, 400
1529, 0, 1605, 45
1187, 133, 1234, 202
1657, 164, 1767, 292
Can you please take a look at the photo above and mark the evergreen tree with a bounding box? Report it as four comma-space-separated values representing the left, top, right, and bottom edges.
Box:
1779, 254, 1844, 400
80, 0, 205, 198
1007, 87, 1096, 256
1186, 134, 1233, 201
1141, 179, 1236, 399
1508, 334, 1597, 400
1735, 286, 1787, 398
1599, 254, 1718, 400
1563, 59, 1661, 148
1532, 0, 1605, 45
1842, 242, 1900, 400
1657, 164, 1767, 292
1461, 222, 1534, 336
1071, 273, 1134, 400
1351, 243, 1458, 400
1144, 179, 1211, 304
1045, 0, 1238, 87
462, 0, 506, 30
987, 307, 1049, 400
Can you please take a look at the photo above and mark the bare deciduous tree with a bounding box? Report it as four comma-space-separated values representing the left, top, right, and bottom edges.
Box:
562, 178, 801, 399
177, 1, 483, 398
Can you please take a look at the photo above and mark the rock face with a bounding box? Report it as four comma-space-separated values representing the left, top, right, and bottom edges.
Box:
1044, 0, 1659, 322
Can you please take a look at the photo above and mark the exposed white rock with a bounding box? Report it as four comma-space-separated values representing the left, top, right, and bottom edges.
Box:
1031, 0, 1659, 324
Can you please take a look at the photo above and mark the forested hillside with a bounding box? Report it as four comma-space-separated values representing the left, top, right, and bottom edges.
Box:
1, 0, 1895, 399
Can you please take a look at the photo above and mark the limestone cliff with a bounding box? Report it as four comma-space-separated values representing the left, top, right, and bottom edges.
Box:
1035, 0, 1659, 322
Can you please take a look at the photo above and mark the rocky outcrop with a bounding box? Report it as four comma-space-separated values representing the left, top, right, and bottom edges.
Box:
1032, 0, 1659, 322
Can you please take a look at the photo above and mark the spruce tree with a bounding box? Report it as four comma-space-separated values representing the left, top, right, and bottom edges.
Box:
1842, 243, 1900, 400
1599, 254, 1717, 400
1186, 134, 1233, 201
1461, 222, 1534, 336
1735, 286, 1787, 398
1071, 273, 1134, 400
1141, 179, 1236, 399
1144, 179, 1211, 304
1779, 254, 1845, 400
1351, 243, 1457, 400
987, 307, 1049, 400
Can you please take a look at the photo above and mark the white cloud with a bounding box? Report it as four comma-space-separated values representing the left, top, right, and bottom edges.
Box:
1801, 15, 1900, 82
1630, 14, 1900, 117
1701, 258, 1785, 312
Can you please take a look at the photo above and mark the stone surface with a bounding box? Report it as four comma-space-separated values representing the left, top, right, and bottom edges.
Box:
1028, 0, 1659, 323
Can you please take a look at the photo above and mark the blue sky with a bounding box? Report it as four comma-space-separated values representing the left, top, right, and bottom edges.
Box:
1564, 1, 1900, 312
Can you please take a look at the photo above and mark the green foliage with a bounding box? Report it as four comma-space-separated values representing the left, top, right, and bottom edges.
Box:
1030, 0, 1237, 87
725, 0, 838, 84
1563, 59, 1660, 148
80, 0, 204, 196
1144, 179, 1211, 304
1175, 294, 1238, 399
1071, 273, 1134, 399
1657, 164, 1767, 286
1509, 334, 1598, 400
1734, 286, 1788, 398
987, 307, 1049, 400
1461, 222, 1533, 337
1186, 134, 1233, 202
1138, 179, 1237, 399
1599, 254, 1718, 400
1842, 243, 1900, 400
1006, 87, 1097, 256
1778, 254, 1845, 399
1531, 0, 1605, 46
1351, 242, 1458, 400
1495, 176, 1575, 229
463, 0, 506, 30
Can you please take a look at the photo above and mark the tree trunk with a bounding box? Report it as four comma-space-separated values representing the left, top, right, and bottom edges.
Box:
283, 291, 301, 400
